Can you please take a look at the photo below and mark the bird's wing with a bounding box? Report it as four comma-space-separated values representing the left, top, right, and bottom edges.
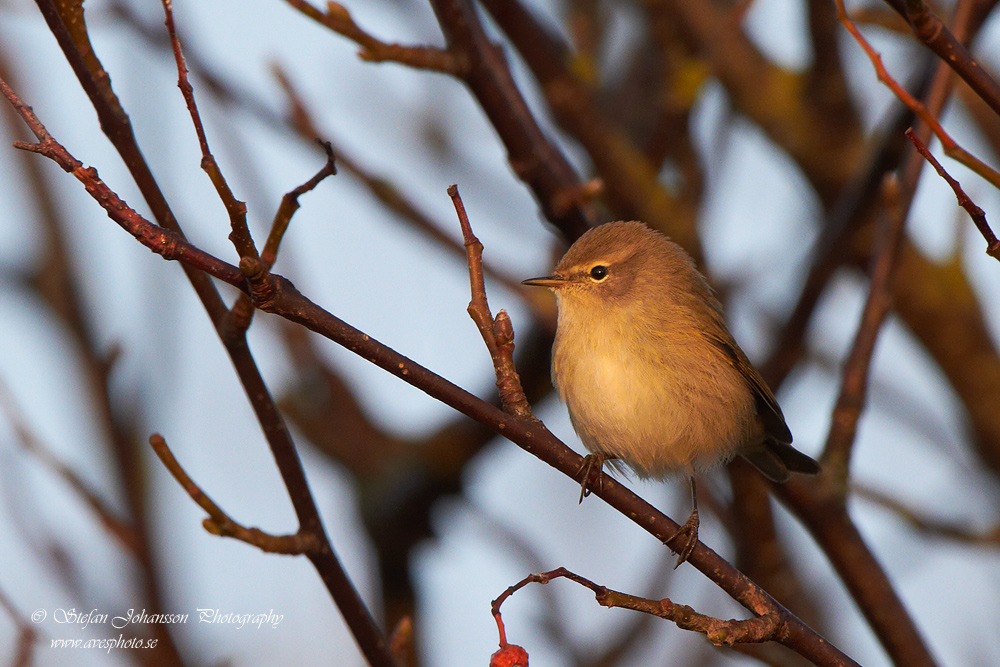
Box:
703, 331, 793, 445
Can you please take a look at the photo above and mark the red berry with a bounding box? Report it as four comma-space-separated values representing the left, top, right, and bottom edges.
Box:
489, 643, 529, 667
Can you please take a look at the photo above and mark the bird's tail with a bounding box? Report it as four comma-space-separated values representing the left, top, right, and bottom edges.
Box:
741, 439, 820, 483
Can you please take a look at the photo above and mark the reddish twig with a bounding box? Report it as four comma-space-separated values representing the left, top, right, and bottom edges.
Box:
0, 77, 244, 286
492, 567, 785, 648
906, 128, 1000, 260
262, 139, 338, 269
836, 0, 1000, 189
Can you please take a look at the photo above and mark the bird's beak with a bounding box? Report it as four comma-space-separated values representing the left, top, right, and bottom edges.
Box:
521, 275, 566, 288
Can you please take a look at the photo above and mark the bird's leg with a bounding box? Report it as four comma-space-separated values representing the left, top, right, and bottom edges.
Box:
663, 476, 700, 568
576, 452, 615, 503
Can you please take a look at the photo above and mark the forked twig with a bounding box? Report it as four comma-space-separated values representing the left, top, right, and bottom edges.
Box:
149, 435, 321, 555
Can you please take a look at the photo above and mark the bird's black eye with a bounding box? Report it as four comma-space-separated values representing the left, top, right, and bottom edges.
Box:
589, 265, 608, 281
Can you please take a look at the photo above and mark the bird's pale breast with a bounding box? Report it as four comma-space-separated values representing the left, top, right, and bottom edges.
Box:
552, 307, 755, 479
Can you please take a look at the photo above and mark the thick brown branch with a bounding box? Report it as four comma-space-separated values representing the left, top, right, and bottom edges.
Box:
480, 0, 701, 258
887, 0, 1000, 118
778, 477, 937, 667
429, 0, 593, 240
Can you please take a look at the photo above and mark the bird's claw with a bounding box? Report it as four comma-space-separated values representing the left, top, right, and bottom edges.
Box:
576, 453, 609, 503
664, 507, 700, 568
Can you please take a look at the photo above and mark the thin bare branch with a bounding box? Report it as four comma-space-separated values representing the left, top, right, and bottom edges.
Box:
855, 483, 1000, 544
262, 140, 338, 269
149, 435, 321, 555
449, 185, 533, 418
493, 567, 786, 648
284, 0, 459, 73
161, 0, 256, 262
430, 0, 595, 240
906, 128, 1000, 260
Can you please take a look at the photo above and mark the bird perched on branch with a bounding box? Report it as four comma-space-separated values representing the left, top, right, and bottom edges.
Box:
523, 221, 819, 564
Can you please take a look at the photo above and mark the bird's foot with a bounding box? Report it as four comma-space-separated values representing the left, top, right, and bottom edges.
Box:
663, 507, 700, 568
576, 453, 611, 503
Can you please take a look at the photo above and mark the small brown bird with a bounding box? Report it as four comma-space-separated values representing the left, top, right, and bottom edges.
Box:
524, 221, 819, 564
